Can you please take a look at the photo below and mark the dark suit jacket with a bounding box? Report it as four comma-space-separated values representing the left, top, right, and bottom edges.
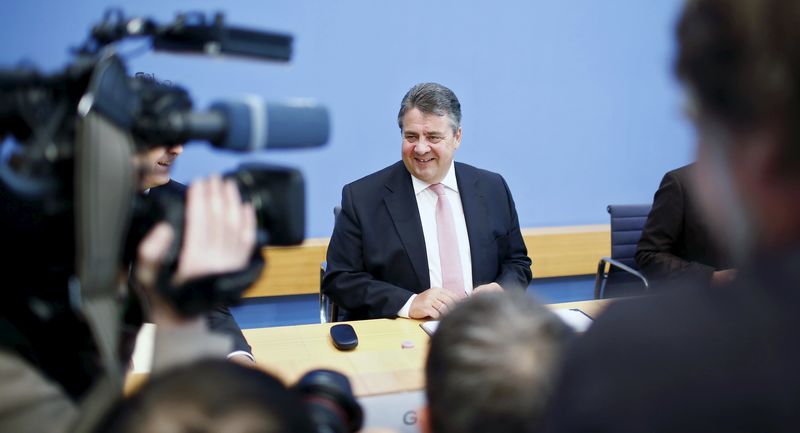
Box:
542, 248, 800, 433
322, 161, 532, 320
149, 180, 252, 355
636, 164, 729, 285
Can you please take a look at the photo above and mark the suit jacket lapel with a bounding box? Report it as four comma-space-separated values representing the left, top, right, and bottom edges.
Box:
456, 163, 490, 284
383, 163, 430, 288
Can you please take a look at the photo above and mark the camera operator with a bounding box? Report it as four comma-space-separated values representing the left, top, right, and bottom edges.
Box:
133, 73, 254, 364
139, 143, 254, 365
0, 10, 329, 432
0, 170, 258, 433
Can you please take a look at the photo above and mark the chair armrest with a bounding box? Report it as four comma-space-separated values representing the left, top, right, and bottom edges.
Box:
319, 262, 328, 324
320, 294, 340, 324
594, 257, 650, 299
600, 257, 649, 288
593, 258, 606, 299
319, 262, 340, 323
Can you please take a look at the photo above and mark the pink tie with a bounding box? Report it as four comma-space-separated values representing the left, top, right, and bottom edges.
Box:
430, 183, 466, 299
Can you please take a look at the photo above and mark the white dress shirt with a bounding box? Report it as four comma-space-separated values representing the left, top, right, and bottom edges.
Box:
397, 162, 473, 317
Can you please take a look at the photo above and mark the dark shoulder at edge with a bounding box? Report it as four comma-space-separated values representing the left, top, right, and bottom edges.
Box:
345, 161, 405, 192
455, 161, 504, 182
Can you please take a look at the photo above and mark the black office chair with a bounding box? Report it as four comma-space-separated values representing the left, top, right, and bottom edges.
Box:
319, 262, 340, 323
319, 206, 342, 323
594, 204, 651, 299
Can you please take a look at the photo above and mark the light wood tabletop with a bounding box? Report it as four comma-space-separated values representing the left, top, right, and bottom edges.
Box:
244, 317, 428, 396
242, 298, 612, 397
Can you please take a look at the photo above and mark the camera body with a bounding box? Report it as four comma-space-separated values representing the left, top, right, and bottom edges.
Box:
0, 9, 328, 400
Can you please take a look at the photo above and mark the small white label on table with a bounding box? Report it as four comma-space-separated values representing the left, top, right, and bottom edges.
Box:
420, 320, 439, 336
552, 308, 594, 333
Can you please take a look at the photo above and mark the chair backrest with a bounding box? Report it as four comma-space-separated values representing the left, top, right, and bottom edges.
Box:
607, 204, 651, 271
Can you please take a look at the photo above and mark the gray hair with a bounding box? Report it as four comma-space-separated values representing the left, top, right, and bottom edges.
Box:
397, 82, 462, 133
425, 291, 573, 433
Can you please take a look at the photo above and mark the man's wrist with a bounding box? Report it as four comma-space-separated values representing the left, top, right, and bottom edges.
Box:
397, 294, 417, 318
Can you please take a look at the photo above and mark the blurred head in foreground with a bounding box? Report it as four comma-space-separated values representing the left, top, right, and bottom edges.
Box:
421, 291, 573, 433
677, 0, 800, 261
98, 359, 314, 433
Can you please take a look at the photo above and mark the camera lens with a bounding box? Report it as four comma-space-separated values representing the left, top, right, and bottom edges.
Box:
294, 369, 363, 433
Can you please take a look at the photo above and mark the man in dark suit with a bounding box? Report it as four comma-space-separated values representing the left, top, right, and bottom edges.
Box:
322, 82, 532, 321
636, 163, 733, 286
542, 1, 800, 432
140, 143, 254, 363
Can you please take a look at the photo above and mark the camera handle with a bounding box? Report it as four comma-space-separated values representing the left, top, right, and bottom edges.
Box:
68, 55, 138, 433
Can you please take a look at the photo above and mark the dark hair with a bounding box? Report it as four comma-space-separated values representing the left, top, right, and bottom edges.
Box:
676, 0, 800, 170
97, 359, 314, 433
134, 71, 173, 87
397, 82, 461, 133
132, 72, 189, 112
425, 292, 573, 433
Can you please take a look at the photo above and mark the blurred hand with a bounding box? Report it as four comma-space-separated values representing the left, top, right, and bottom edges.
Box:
711, 269, 737, 287
135, 175, 257, 323
173, 175, 256, 285
472, 282, 503, 295
136, 221, 181, 324
409, 287, 458, 319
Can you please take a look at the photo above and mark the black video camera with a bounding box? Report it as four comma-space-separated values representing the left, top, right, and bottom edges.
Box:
0, 10, 329, 316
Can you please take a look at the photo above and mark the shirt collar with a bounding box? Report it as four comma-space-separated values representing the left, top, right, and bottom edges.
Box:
411, 161, 458, 195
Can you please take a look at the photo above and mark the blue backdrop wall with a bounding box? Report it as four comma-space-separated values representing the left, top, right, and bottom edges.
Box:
1, 1, 694, 238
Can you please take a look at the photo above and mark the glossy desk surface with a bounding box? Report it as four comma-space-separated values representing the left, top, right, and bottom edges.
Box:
243, 299, 612, 396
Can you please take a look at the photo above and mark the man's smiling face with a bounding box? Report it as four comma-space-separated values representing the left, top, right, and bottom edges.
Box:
140, 144, 184, 190
401, 107, 461, 184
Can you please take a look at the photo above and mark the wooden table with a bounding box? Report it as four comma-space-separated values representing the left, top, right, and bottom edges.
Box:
243, 298, 612, 397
